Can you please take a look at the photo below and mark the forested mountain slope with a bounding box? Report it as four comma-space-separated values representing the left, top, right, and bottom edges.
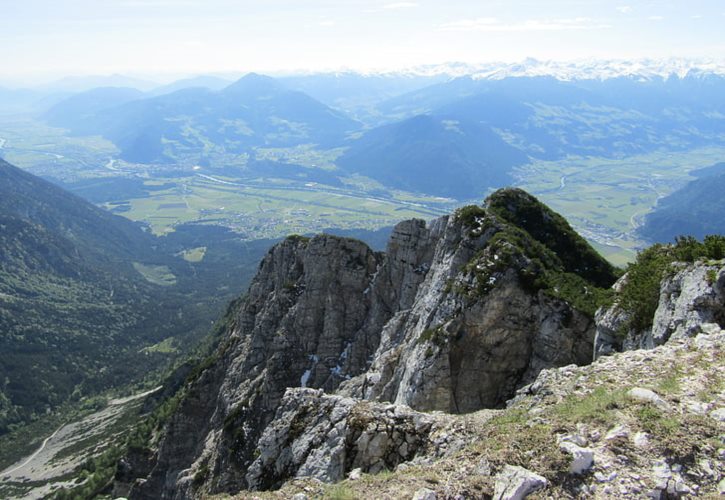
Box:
0, 159, 268, 434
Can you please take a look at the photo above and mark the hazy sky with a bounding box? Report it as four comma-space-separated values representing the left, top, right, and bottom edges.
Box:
1, 0, 724, 82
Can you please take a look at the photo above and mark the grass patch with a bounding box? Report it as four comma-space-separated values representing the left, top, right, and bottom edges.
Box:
634, 406, 679, 436
178, 246, 207, 262
655, 370, 682, 395
696, 375, 725, 402
140, 337, 179, 354
477, 417, 569, 478
285, 234, 311, 244
553, 386, 626, 425
132, 262, 177, 286
325, 483, 358, 500
706, 269, 717, 284
487, 408, 528, 428
632, 408, 718, 464
417, 325, 447, 347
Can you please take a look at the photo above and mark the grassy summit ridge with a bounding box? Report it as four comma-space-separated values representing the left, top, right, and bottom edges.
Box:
456, 188, 620, 316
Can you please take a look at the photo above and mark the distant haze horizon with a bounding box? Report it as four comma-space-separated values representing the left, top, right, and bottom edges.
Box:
3, 56, 725, 89
2, 0, 723, 86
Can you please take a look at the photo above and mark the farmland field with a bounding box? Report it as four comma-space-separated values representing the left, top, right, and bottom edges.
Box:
515, 146, 725, 265
115, 174, 450, 237
3, 116, 724, 265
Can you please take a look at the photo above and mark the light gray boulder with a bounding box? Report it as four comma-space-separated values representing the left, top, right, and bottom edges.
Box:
492, 465, 547, 500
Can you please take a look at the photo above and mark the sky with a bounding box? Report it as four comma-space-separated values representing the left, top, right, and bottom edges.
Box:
1, 0, 724, 84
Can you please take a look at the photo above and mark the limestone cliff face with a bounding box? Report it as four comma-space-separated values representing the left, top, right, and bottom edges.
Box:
118, 190, 617, 499
594, 262, 725, 357
337, 216, 595, 413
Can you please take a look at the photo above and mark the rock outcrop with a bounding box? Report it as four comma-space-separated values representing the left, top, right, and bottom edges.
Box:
492, 465, 548, 500
244, 388, 466, 490
116, 189, 620, 498
594, 261, 725, 357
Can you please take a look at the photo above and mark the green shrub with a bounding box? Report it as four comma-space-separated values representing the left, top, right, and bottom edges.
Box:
451, 189, 623, 318
192, 462, 210, 486
50, 445, 124, 499
462, 218, 615, 317
486, 188, 619, 288
706, 269, 717, 285
286, 234, 310, 244
418, 326, 448, 347
454, 205, 487, 226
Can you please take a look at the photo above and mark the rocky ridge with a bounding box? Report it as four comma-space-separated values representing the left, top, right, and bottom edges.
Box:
114, 189, 621, 499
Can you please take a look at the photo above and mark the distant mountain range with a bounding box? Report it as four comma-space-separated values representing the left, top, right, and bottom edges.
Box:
43, 73, 360, 163
379, 73, 725, 160
333, 72, 725, 197
36, 74, 160, 93
148, 75, 233, 96
278, 72, 448, 118
0, 87, 71, 114
6, 58, 725, 91
44, 87, 146, 133
23, 64, 725, 201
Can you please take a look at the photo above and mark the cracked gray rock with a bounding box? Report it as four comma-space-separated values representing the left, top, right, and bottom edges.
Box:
245, 388, 450, 490
492, 465, 547, 500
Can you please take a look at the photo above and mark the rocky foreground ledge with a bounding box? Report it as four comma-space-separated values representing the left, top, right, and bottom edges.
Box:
229, 326, 724, 499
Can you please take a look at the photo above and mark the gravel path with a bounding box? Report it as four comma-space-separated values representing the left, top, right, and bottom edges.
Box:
0, 387, 160, 499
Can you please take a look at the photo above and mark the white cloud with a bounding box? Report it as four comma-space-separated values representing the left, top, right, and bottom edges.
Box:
382, 2, 419, 9
440, 17, 499, 30
319, 20, 336, 27
439, 17, 611, 32
616, 6, 632, 14
647, 15, 664, 21
691, 14, 702, 19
